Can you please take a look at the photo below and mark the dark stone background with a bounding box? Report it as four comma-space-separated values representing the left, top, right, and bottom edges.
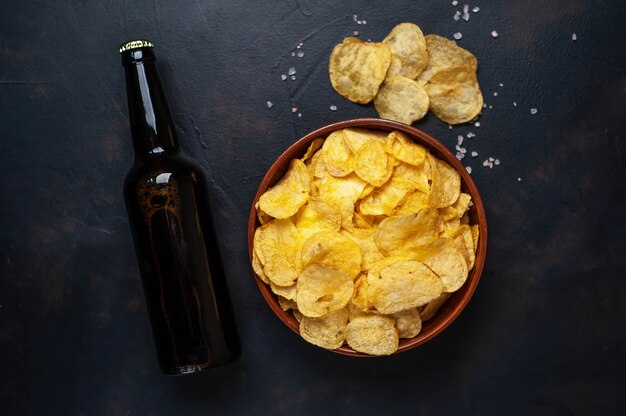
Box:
1, 1, 625, 414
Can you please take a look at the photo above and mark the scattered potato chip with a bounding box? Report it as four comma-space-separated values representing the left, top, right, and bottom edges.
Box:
343, 128, 388, 154
373, 210, 440, 256
420, 292, 451, 322
299, 307, 349, 350
345, 315, 399, 355
301, 231, 362, 278
329, 38, 392, 104
392, 308, 422, 338
354, 138, 394, 186
367, 260, 444, 313
258, 159, 310, 219
417, 34, 478, 86
383, 23, 428, 79
296, 264, 354, 318
374, 77, 430, 125
385, 131, 427, 166
427, 154, 461, 208
255, 219, 302, 286
296, 198, 342, 240
407, 240, 468, 292
424, 67, 483, 124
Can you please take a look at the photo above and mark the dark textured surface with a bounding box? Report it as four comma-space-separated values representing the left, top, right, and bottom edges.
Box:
1, 1, 625, 414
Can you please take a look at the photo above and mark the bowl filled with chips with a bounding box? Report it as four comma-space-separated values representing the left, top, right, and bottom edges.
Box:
248, 118, 487, 356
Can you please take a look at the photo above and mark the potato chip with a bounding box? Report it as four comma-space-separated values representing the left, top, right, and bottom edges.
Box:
383, 23, 428, 79
420, 292, 451, 322
296, 198, 342, 240
417, 34, 478, 86
440, 192, 472, 222
367, 260, 443, 313
424, 67, 483, 124
252, 247, 269, 284
293, 309, 303, 322
427, 154, 461, 208
351, 275, 372, 312
258, 159, 310, 219
385, 131, 427, 166
393, 162, 430, 194
299, 307, 349, 350
392, 308, 422, 338
256, 218, 302, 286
394, 191, 429, 215
301, 138, 325, 163
329, 38, 392, 104
345, 315, 399, 355
407, 240, 468, 292
341, 228, 385, 271
296, 264, 354, 318
343, 128, 388, 154
315, 173, 368, 229
374, 76, 429, 125
278, 296, 298, 311
373, 210, 440, 256
358, 177, 413, 216
321, 130, 353, 177
270, 282, 297, 301
301, 231, 362, 279
256, 206, 273, 225
471, 224, 480, 253
354, 138, 394, 187
452, 224, 476, 269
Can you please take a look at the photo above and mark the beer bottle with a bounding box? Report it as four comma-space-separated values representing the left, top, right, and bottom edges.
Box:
119, 40, 240, 375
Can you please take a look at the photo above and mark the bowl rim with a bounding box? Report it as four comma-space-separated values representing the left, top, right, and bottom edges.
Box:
247, 118, 488, 357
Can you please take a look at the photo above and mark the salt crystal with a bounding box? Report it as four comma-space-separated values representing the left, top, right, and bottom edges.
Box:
463, 4, 469, 13
291, 52, 295, 57
457, 135, 464, 145
448, 125, 453, 129
513, 101, 517, 107
472, 6, 479, 12
483, 103, 487, 108
572, 33, 577, 41
452, 0, 458, 5
297, 42, 303, 49
297, 51, 304, 58
455, 144, 462, 151
453, 32, 463, 40
266, 101, 273, 108
474, 121, 481, 127
460, 148, 467, 154
466, 166, 472, 174
353, 31, 359, 36
493, 92, 498, 96
456, 152, 465, 160
488, 157, 494, 162
517, 177, 521, 182
491, 30, 499, 38
281, 74, 287, 81
462, 13, 470, 21
329, 105, 337, 111
530, 108, 538, 115
291, 75, 296, 81
471, 151, 478, 157
499, 83, 504, 87
291, 107, 298, 113
489, 105, 493, 109
453, 12, 461, 21
288, 67, 296, 75
482, 160, 489, 167
298, 113, 302, 118
494, 159, 500, 165
353, 14, 358, 21
362, 20, 367, 24
466, 132, 475, 138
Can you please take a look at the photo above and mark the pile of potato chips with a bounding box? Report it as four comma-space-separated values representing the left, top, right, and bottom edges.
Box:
328, 23, 483, 125
253, 128, 479, 355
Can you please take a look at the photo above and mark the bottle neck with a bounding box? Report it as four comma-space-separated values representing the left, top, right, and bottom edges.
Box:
123, 48, 179, 160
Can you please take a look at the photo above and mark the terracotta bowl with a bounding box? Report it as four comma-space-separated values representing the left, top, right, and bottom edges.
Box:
247, 118, 488, 356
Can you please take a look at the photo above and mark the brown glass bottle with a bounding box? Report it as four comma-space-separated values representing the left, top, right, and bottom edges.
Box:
120, 40, 240, 375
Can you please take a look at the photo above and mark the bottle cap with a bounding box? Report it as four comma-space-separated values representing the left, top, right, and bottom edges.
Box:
119, 39, 154, 54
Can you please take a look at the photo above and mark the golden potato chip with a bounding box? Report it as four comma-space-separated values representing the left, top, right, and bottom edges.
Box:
299, 307, 349, 350
256, 218, 302, 286
347, 298, 374, 319
345, 315, 399, 355
351, 275, 372, 312
427, 154, 461, 208
256, 206, 273, 225
471, 224, 480, 254
424, 67, 483, 124
383, 23, 428, 79
385, 131, 427, 166
301, 231, 362, 279
296, 264, 354, 318
417, 34, 478, 86
270, 282, 297, 301
408, 240, 468, 292
322, 130, 353, 177
278, 296, 297, 311
392, 308, 422, 338
343, 128, 388, 154
341, 228, 385, 270
358, 178, 413, 216
440, 218, 462, 239
420, 292, 451, 322
393, 162, 430, 193
258, 159, 310, 219
296, 198, 342, 240
440, 192, 472, 222
354, 139, 394, 186
359, 183, 376, 200
301, 138, 325, 163
252, 246, 269, 284
453, 224, 476, 269
367, 260, 443, 313
315, 173, 368, 229
329, 38, 392, 104
293, 309, 303, 322
373, 210, 440, 256
374, 76, 429, 125
394, 191, 429, 215
352, 211, 373, 229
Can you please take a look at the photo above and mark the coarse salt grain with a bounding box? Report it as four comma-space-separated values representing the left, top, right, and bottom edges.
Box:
297, 51, 304, 58
517, 177, 522, 182
499, 83, 504, 87
456, 152, 465, 160
530, 108, 538, 115
288, 67, 296, 75
460, 148, 467, 154
281, 74, 287, 81
466, 166, 472, 174
453, 32, 463, 40
466, 132, 475, 138
463, 4, 469, 13
491, 30, 499, 38
493, 92, 498, 96
452, 0, 458, 5
457, 135, 464, 145
266, 101, 273, 108
353, 31, 359, 36
329, 105, 337, 111
572, 33, 577, 41
298, 113, 302, 118
471, 151, 478, 157
291, 75, 296, 81
488, 157, 494, 162
463, 13, 470, 21
291, 107, 298, 113
474, 121, 481, 127
513, 101, 517, 107
472, 6, 479, 12
453, 12, 461, 21
489, 105, 493, 109
494, 159, 500, 165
